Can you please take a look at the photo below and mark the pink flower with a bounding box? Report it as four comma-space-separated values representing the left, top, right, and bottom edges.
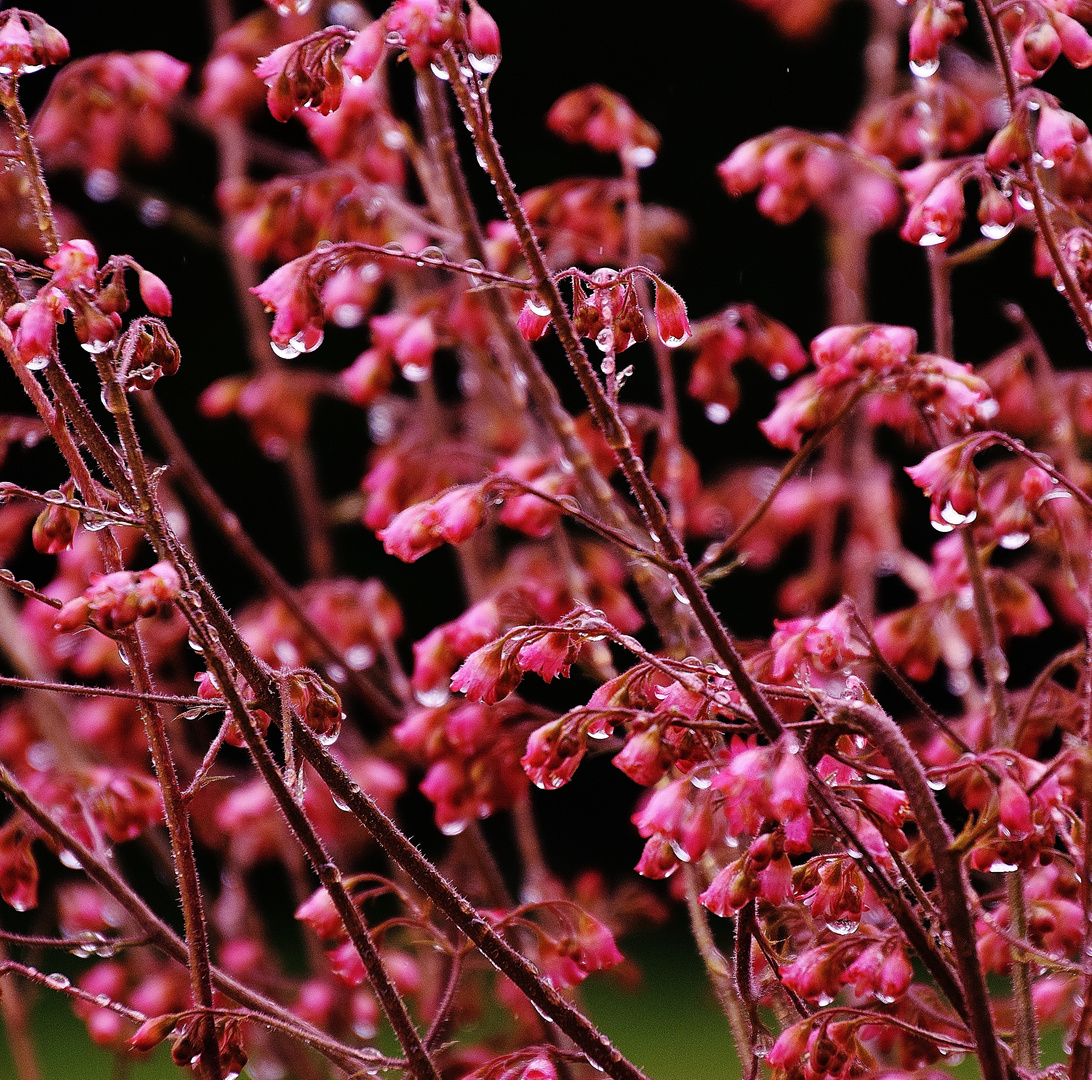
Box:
342, 20, 388, 82
652, 279, 691, 348
137, 269, 172, 317
450, 638, 521, 704
0, 9, 68, 76
466, 2, 501, 57
516, 298, 552, 341
521, 718, 585, 790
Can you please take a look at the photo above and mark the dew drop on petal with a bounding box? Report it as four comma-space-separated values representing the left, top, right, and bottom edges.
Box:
989, 860, 1019, 873
980, 221, 1014, 240
528, 294, 550, 316
826, 918, 860, 936
469, 53, 500, 75
440, 819, 468, 836
415, 686, 450, 708
271, 339, 302, 360
626, 144, 657, 169
909, 56, 939, 77
430, 60, 450, 80
917, 231, 946, 248
999, 532, 1030, 550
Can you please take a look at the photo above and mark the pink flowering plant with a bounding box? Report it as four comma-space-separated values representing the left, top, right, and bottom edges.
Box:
3, 1, 1092, 1079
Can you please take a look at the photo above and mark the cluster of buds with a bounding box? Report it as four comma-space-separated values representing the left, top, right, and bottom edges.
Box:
378, 481, 487, 563
631, 775, 718, 877
855, 82, 982, 166
708, 736, 813, 851
0, 8, 68, 76
908, 0, 968, 70
547, 85, 660, 167
5, 240, 173, 368
450, 614, 597, 705
54, 560, 181, 633
254, 27, 352, 122
525, 267, 690, 354
683, 304, 807, 419
767, 600, 869, 682
493, 901, 624, 989
718, 129, 841, 225
700, 828, 794, 913
394, 697, 533, 833
34, 51, 189, 177
1002, 1, 1092, 79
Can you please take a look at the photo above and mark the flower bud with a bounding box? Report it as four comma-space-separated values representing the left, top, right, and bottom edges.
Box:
652, 279, 691, 348
343, 20, 388, 82
467, 2, 501, 58
137, 269, 172, 317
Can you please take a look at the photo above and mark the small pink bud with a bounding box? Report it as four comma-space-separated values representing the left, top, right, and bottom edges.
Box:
517, 298, 552, 341
343, 20, 388, 82
1058, 12, 1092, 66
467, 2, 501, 58
128, 1014, 179, 1053
653, 280, 691, 347
137, 270, 172, 317
998, 775, 1034, 837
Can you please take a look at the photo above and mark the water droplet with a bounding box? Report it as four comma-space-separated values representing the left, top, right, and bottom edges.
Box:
59, 849, 82, 869
662, 331, 690, 348
417, 245, 445, 266
93, 993, 112, 1006
752, 1034, 774, 1060
415, 686, 449, 708
999, 531, 1029, 550
440, 819, 468, 836
332, 303, 365, 328
927, 777, 947, 791
672, 583, 691, 605
595, 328, 613, 353
917, 231, 946, 248
402, 361, 430, 383
1016, 190, 1035, 210
875, 992, 896, 1004
84, 170, 119, 203
528, 294, 550, 316
345, 644, 374, 670
910, 56, 940, 78
1041, 158, 1055, 170
980, 221, 1014, 240
430, 60, 450, 81
271, 339, 302, 360
385, 30, 403, 45
600, 355, 615, 376
826, 918, 860, 936
940, 501, 976, 526
931, 518, 954, 533
316, 723, 341, 747
815, 991, 835, 1006
139, 198, 169, 227
988, 860, 1019, 873
331, 791, 351, 812
25, 355, 50, 371
690, 774, 712, 789
769, 362, 790, 381
381, 242, 404, 256
469, 52, 500, 75
669, 840, 692, 863
44, 972, 71, 990
627, 144, 657, 169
